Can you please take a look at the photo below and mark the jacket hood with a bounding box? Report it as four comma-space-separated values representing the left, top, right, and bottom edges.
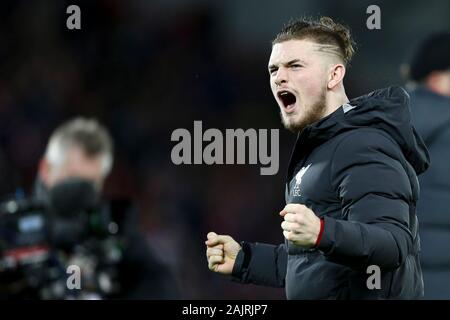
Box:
300, 86, 430, 175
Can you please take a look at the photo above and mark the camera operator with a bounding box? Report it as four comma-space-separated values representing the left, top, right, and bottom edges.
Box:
0, 117, 179, 299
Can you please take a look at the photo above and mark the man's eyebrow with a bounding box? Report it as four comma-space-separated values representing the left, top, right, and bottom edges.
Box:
285, 59, 307, 66
268, 59, 307, 70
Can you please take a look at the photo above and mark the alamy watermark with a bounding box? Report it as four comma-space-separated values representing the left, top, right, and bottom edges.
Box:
66, 4, 380, 32
66, 5, 81, 30
366, 5, 381, 30
171, 121, 279, 175
366, 265, 381, 290
66, 264, 81, 290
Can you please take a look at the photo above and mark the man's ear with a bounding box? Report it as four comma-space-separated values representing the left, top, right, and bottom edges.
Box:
426, 70, 450, 97
327, 64, 346, 90
38, 158, 51, 186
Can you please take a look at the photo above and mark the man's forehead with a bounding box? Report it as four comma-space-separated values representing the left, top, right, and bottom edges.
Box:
269, 39, 336, 65
269, 40, 316, 63
65, 145, 101, 165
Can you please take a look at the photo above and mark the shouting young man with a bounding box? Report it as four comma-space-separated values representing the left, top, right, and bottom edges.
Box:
205, 17, 430, 299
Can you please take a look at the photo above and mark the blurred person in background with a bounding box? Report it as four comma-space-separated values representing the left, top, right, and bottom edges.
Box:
206, 16, 430, 299
0, 117, 178, 299
405, 32, 450, 299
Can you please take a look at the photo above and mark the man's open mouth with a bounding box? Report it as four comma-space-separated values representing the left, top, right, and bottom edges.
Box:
277, 90, 297, 112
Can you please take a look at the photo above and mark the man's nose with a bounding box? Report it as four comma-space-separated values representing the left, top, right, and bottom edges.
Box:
274, 67, 288, 86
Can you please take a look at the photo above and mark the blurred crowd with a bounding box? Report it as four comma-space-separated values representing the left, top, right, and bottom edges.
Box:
0, 0, 291, 299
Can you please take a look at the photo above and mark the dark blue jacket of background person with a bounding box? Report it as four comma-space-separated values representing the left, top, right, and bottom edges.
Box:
409, 86, 450, 299
231, 87, 430, 299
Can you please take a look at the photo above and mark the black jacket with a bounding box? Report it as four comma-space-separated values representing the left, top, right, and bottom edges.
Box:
409, 86, 450, 299
231, 87, 430, 299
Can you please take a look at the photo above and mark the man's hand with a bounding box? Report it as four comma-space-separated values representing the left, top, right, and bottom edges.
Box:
205, 232, 242, 275
280, 204, 321, 248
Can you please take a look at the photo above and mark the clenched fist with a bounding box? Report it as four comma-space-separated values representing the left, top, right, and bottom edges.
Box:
280, 203, 322, 248
205, 232, 241, 275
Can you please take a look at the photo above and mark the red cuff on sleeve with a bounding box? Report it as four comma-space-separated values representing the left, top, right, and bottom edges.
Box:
314, 218, 325, 247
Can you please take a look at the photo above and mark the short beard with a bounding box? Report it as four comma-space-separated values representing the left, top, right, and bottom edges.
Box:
281, 92, 327, 133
